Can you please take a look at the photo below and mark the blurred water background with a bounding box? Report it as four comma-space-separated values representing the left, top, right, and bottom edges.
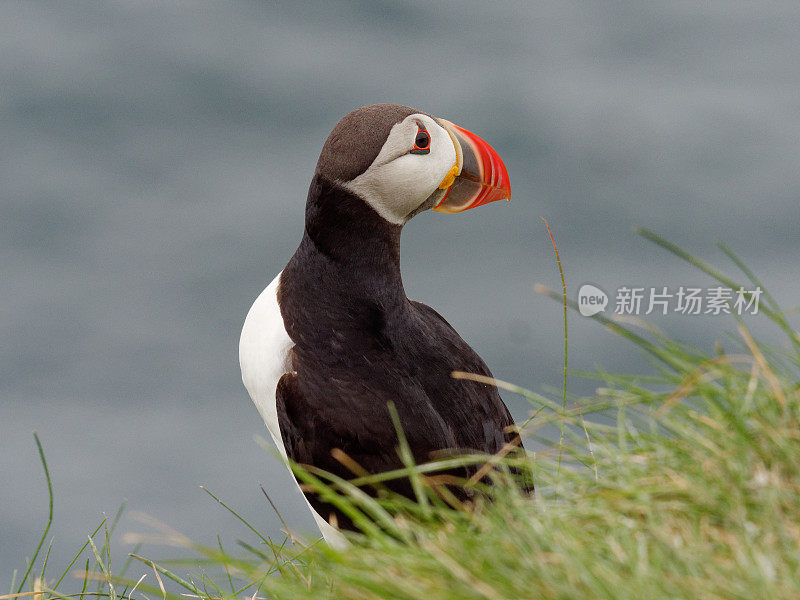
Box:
2, 1, 799, 576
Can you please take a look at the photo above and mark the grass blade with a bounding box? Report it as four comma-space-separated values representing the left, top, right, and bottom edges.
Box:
16, 433, 53, 594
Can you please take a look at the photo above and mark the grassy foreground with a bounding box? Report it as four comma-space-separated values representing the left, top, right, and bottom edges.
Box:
8, 231, 800, 599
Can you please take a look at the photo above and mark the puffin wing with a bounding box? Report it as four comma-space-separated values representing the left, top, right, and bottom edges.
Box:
408, 300, 533, 492
409, 300, 521, 450
275, 369, 470, 530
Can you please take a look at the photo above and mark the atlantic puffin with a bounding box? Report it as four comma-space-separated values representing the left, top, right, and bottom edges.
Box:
239, 104, 522, 545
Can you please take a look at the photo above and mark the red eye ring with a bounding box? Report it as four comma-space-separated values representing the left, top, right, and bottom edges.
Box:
410, 125, 431, 155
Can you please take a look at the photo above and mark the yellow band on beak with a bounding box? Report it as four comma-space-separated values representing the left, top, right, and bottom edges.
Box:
438, 164, 459, 190
436, 118, 463, 190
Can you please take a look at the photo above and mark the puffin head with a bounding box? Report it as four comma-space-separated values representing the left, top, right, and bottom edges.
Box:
314, 104, 511, 225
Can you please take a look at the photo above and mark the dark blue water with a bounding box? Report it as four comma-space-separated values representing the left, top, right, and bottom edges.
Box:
2, 1, 799, 579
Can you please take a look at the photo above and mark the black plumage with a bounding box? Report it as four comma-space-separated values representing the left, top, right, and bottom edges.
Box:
276, 173, 524, 529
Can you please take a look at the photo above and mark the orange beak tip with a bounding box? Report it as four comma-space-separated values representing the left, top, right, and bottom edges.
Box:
434, 119, 512, 213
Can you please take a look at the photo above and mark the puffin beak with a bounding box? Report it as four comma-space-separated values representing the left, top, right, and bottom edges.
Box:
433, 119, 511, 213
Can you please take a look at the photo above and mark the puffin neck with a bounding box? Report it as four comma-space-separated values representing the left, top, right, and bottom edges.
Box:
295, 174, 406, 303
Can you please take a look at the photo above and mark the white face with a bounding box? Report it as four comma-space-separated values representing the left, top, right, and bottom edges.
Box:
342, 114, 457, 225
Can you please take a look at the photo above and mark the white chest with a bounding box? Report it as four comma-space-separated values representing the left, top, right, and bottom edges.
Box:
238, 272, 293, 456
238, 271, 348, 547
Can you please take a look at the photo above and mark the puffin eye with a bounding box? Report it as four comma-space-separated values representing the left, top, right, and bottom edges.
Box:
410, 126, 431, 155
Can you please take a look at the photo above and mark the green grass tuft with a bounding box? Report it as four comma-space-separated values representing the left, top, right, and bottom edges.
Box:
9, 231, 800, 599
